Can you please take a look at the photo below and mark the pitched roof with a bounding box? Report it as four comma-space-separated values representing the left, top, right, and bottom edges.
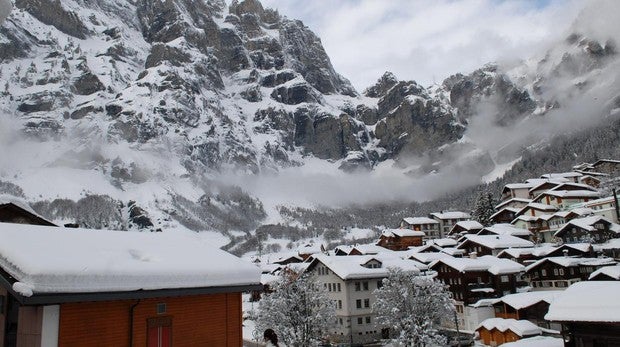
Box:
554, 215, 617, 236
477, 318, 542, 336
545, 281, 620, 322
381, 228, 425, 238
495, 198, 532, 210
452, 220, 484, 231
0, 223, 261, 296
427, 238, 457, 247
500, 336, 563, 347
402, 217, 438, 225
525, 256, 616, 272
459, 235, 534, 250
480, 224, 532, 237
430, 211, 471, 220
497, 291, 563, 310
589, 265, 620, 280
309, 254, 422, 280
430, 255, 524, 275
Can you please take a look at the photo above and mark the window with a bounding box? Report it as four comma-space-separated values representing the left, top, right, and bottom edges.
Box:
377, 280, 383, 289
366, 316, 371, 324
356, 300, 362, 309
338, 300, 342, 309
363, 281, 369, 291
541, 269, 547, 277
357, 317, 363, 325
156, 303, 167, 315
328, 283, 332, 291
339, 318, 343, 325
553, 269, 558, 276
500, 275, 509, 283
337, 283, 341, 292
364, 299, 370, 308
559, 269, 564, 276
355, 282, 361, 291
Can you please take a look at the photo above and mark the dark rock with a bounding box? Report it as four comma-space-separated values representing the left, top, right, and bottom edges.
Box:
18, 101, 53, 113
260, 69, 296, 88
15, 0, 89, 39
128, 201, 154, 229
271, 82, 321, 105
364, 72, 399, 98
105, 104, 123, 117
71, 72, 104, 95
70, 105, 95, 119
240, 84, 262, 102
145, 43, 191, 68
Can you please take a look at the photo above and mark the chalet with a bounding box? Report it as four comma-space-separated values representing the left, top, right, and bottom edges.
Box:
399, 217, 440, 239
515, 203, 558, 218
544, 243, 593, 258
590, 159, 620, 175
546, 281, 620, 347
0, 195, 56, 226
457, 235, 534, 257
0, 222, 261, 347
579, 196, 619, 223
429, 255, 525, 306
407, 252, 452, 265
501, 183, 536, 202
491, 291, 562, 330
429, 211, 471, 238
528, 181, 564, 200
491, 207, 522, 224
525, 256, 616, 290
496, 198, 532, 211
554, 216, 620, 244
476, 318, 542, 346
449, 220, 484, 236
272, 254, 304, 265
579, 174, 601, 188
376, 229, 424, 251
540, 172, 582, 184
351, 244, 392, 255
477, 224, 532, 240
496, 245, 556, 265
511, 215, 542, 237
305, 254, 423, 345
532, 188, 601, 210
297, 243, 323, 260
589, 264, 620, 281
594, 238, 620, 260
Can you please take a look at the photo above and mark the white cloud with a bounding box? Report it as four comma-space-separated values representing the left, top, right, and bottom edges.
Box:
260, 0, 586, 90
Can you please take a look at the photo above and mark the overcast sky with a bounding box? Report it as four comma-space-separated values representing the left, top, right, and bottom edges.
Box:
260, 0, 586, 91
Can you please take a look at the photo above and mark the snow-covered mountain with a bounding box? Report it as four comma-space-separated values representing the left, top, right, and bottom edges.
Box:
0, 0, 619, 247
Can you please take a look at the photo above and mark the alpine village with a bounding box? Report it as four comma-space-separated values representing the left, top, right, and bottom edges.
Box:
1, 0, 620, 347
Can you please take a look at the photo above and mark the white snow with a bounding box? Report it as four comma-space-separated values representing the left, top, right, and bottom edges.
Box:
501, 336, 563, 347
459, 234, 534, 249
477, 318, 541, 337
431, 255, 524, 275
545, 281, 620, 322
0, 222, 261, 294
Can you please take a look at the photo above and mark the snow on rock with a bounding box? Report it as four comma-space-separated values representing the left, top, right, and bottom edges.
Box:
0, 222, 261, 294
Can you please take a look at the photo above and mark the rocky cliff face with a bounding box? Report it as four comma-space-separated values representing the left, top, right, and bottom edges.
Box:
0, 0, 618, 236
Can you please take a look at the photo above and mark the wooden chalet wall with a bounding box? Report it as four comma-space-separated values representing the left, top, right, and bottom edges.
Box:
58, 293, 242, 347
478, 327, 522, 346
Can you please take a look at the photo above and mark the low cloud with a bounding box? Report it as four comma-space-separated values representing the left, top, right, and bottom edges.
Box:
261, 0, 585, 90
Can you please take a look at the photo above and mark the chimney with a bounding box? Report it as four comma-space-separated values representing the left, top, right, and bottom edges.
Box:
563, 249, 569, 258
470, 251, 478, 259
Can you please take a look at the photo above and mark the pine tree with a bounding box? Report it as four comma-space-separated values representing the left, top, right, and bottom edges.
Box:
253, 270, 335, 347
472, 189, 496, 226
374, 268, 454, 347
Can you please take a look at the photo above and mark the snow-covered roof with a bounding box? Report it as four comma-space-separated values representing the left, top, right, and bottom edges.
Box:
0, 223, 261, 295
523, 202, 558, 211
554, 215, 617, 236
540, 190, 601, 199
477, 318, 542, 337
429, 211, 470, 220
459, 235, 534, 249
0, 194, 56, 225
310, 254, 421, 280
497, 291, 562, 310
480, 224, 532, 237
381, 228, 425, 238
297, 243, 322, 254
440, 247, 466, 256
501, 336, 563, 347
545, 281, 620, 322
408, 252, 453, 264
525, 256, 616, 272
593, 238, 620, 250
430, 255, 524, 275
497, 245, 556, 259
427, 238, 457, 247
541, 172, 583, 179
495, 198, 532, 210
354, 244, 393, 255
589, 264, 620, 280
451, 220, 484, 231
402, 217, 438, 225
504, 183, 536, 190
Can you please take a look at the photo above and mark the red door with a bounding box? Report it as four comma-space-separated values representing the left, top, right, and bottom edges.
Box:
147, 317, 172, 347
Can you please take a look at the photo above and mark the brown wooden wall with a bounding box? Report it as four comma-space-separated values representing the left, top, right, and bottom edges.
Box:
16, 306, 43, 347
58, 292, 242, 347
